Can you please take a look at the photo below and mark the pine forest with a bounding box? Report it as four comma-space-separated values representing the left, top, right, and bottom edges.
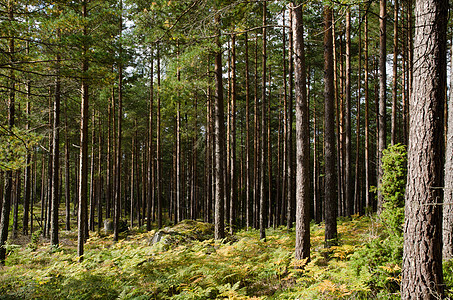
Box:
0, 0, 451, 299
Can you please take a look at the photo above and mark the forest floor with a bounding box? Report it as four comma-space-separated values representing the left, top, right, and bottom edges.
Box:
0, 214, 439, 299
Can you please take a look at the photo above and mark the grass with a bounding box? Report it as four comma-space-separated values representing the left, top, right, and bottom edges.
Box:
0, 214, 400, 299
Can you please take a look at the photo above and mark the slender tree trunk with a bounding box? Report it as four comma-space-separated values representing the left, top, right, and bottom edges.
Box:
259, 1, 267, 241
77, 0, 89, 261
41, 156, 46, 227
51, 39, 61, 247
89, 111, 96, 232
106, 86, 113, 219
344, 8, 352, 216
214, 13, 225, 240
23, 76, 31, 236
323, 5, 337, 248
402, 3, 409, 146
443, 42, 453, 260
45, 90, 52, 238
32, 156, 37, 234
130, 121, 136, 228
245, 32, 252, 230
192, 97, 198, 220
377, 0, 387, 213
12, 173, 20, 239
97, 116, 102, 232
229, 34, 237, 234
253, 36, 259, 229
64, 96, 71, 230
281, 14, 288, 227
176, 66, 181, 223
276, 99, 282, 227
147, 53, 154, 231
293, 2, 310, 261
140, 148, 145, 226
287, 8, 295, 231
267, 65, 272, 228
23, 35, 31, 236
156, 45, 162, 229
206, 83, 212, 223
364, 10, 370, 211
402, 0, 447, 297
391, 0, 399, 145
354, 19, 362, 215
114, 2, 123, 241
313, 103, 319, 223
332, 11, 342, 217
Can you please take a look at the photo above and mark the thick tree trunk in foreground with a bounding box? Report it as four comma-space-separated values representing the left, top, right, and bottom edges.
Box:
401, 0, 447, 297
292, 3, 310, 261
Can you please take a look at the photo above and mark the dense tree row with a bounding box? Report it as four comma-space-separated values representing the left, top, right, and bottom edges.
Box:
0, 0, 450, 297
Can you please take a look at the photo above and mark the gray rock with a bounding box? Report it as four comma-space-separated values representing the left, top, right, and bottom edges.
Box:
150, 231, 164, 245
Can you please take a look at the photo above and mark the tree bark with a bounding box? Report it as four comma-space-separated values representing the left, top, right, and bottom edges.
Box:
77, 0, 89, 261
114, 1, 123, 241
364, 10, 370, 211
23, 38, 31, 236
259, 1, 267, 241
64, 95, 71, 230
377, 0, 387, 213
391, 0, 399, 145
214, 13, 225, 240
89, 111, 96, 232
323, 5, 337, 248
51, 40, 61, 247
401, 0, 447, 297
230, 34, 237, 234
292, 2, 310, 261
97, 115, 103, 232
156, 45, 162, 228
245, 32, 251, 230
344, 8, 352, 216
443, 42, 453, 260
287, 8, 295, 231
354, 17, 362, 215
281, 14, 288, 227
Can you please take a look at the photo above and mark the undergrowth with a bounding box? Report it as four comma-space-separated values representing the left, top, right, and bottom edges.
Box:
1, 216, 450, 299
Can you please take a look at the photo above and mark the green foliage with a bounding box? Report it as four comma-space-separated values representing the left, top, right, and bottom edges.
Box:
350, 144, 407, 297
443, 259, 453, 298
379, 144, 407, 236
0, 217, 401, 299
0, 126, 41, 171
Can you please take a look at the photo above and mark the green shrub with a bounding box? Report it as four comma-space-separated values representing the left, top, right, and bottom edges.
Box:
350, 144, 407, 296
